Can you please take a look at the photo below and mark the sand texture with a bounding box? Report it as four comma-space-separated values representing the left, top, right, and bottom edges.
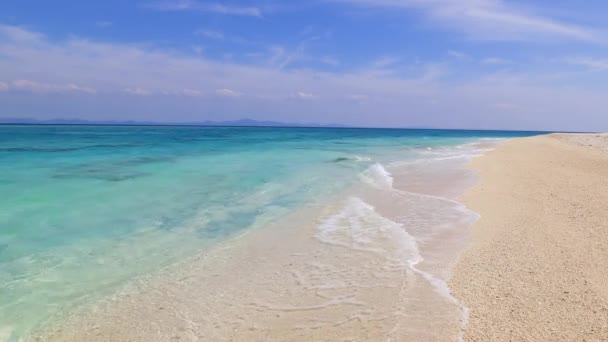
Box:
451, 134, 608, 341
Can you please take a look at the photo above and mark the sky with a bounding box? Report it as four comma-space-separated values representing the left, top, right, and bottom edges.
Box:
1, 0, 608, 131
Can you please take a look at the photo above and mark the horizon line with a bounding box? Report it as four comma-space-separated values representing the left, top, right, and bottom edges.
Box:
0, 121, 571, 134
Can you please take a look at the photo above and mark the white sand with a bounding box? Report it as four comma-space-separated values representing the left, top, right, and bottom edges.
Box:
451, 134, 608, 341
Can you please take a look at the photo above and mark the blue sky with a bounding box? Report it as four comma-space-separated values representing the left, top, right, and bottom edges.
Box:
1, 0, 608, 130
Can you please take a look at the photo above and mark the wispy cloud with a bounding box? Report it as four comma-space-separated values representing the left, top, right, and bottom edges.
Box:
447, 50, 471, 61
263, 33, 338, 70
347, 94, 369, 103
125, 87, 204, 96
333, 0, 601, 43
215, 88, 241, 97
446, 52, 511, 66
481, 57, 511, 65
291, 91, 317, 100
124, 87, 152, 96
8, 80, 97, 94
319, 56, 339, 66
195, 29, 224, 40
2, 24, 608, 130
371, 56, 400, 69
146, 0, 262, 17
564, 57, 608, 71
0, 24, 43, 42
95, 21, 113, 28
180, 88, 202, 97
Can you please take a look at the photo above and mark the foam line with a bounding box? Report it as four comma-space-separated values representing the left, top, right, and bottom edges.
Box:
316, 197, 471, 340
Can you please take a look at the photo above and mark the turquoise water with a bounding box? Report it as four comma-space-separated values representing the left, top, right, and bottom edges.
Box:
0, 125, 540, 340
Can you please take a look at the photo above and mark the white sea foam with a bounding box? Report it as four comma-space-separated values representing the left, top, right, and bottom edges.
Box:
316, 197, 470, 339
0, 327, 13, 342
389, 142, 496, 170
360, 163, 394, 190
353, 155, 371, 162
339, 146, 483, 340
316, 197, 420, 263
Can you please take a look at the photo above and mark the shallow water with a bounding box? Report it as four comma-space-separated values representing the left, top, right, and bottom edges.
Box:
0, 125, 540, 341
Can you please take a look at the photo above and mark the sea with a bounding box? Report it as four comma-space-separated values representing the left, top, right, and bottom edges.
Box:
0, 125, 542, 341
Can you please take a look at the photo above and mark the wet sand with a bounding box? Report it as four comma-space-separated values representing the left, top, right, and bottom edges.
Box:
451, 134, 608, 341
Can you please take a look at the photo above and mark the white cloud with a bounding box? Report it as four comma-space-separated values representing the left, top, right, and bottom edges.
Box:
564, 57, 608, 71
124, 87, 152, 96
192, 46, 204, 55
146, 0, 262, 17
333, 0, 600, 42
195, 29, 224, 40
11, 80, 96, 94
181, 88, 202, 96
448, 50, 470, 60
347, 94, 369, 103
0, 82, 8, 91
262, 32, 335, 70
160, 89, 203, 96
481, 57, 511, 65
0, 24, 43, 42
371, 56, 400, 69
291, 91, 317, 100
96, 21, 113, 28
2, 25, 608, 130
215, 88, 241, 97
270, 45, 307, 70
319, 56, 339, 66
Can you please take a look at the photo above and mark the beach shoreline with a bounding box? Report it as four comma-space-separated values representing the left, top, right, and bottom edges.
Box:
30, 137, 500, 342
451, 134, 608, 341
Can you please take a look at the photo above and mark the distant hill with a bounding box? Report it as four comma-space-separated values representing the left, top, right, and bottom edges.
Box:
0, 117, 349, 128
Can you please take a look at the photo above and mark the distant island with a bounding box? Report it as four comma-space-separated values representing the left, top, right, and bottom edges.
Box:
0, 117, 349, 128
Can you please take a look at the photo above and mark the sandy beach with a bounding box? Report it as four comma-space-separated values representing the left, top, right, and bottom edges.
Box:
29, 134, 608, 341
451, 134, 608, 341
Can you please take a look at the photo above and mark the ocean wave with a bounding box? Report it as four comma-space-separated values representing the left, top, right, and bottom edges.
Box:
0, 326, 13, 342
331, 155, 371, 163
389, 144, 494, 168
316, 197, 421, 262
315, 197, 470, 338
360, 163, 393, 190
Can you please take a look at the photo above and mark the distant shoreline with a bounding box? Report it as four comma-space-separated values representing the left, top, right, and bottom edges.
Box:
0, 121, 561, 134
